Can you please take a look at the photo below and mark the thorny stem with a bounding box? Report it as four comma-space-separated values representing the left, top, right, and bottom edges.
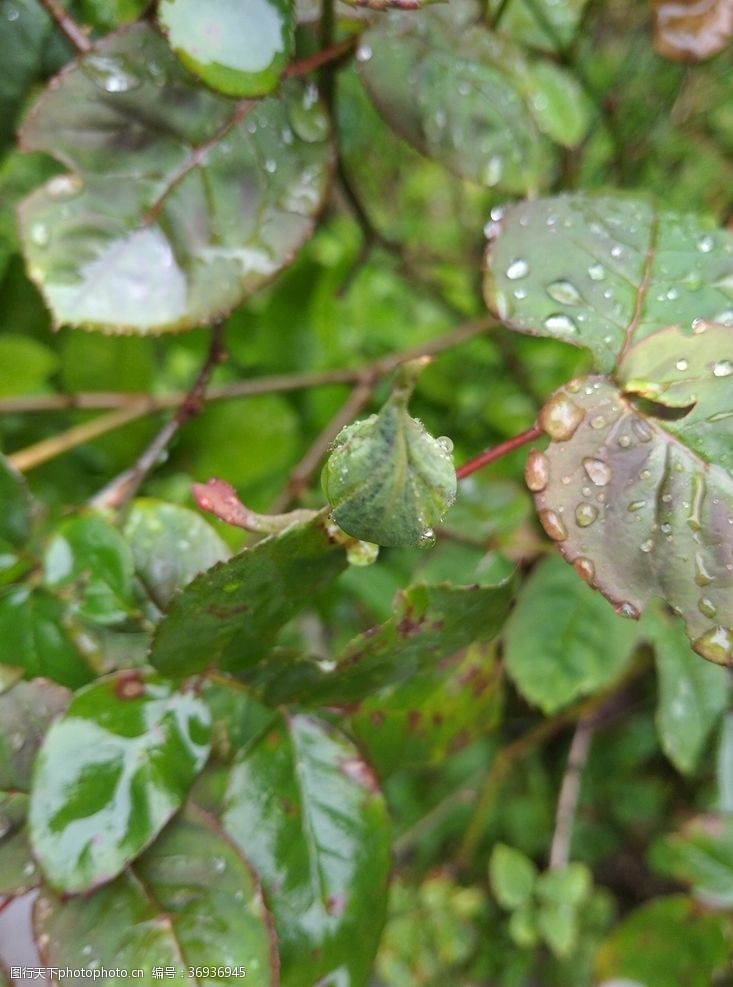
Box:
455, 425, 543, 480
6, 318, 493, 472
89, 322, 227, 511
548, 715, 595, 869
38, 0, 91, 53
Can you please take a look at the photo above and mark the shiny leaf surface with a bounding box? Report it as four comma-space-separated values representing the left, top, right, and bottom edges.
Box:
149, 513, 347, 678
29, 671, 211, 892
159, 0, 294, 97
0, 453, 32, 548
223, 712, 391, 987
18, 24, 332, 333
0, 678, 70, 791
123, 499, 229, 609
358, 2, 588, 193
484, 193, 733, 373
34, 804, 278, 984
0, 793, 38, 896
530, 377, 733, 664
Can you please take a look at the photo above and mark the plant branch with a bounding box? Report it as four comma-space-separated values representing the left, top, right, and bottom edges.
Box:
455, 655, 649, 869
38, 0, 91, 53
286, 37, 357, 79
456, 425, 543, 480
270, 380, 375, 511
548, 714, 594, 870
90, 322, 227, 511
5, 318, 493, 472
8, 407, 147, 473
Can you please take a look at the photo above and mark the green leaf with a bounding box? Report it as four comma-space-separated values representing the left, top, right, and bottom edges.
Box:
149, 512, 348, 678
645, 608, 729, 774
0, 334, 57, 396
484, 193, 733, 373
0, 453, 33, 547
529, 377, 733, 664
489, 843, 538, 910
0, 678, 70, 791
0, 586, 93, 687
250, 579, 515, 706
29, 671, 212, 892
536, 863, 592, 906
222, 712, 391, 987
159, 0, 294, 97
34, 804, 278, 982
123, 499, 229, 608
508, 900, 539, 948
653, 814, 733, 908
0, 0, 60, 148
537, 899, 578, 958
358, 2, 589, 192
503, 556, 639, 713
349, 642, 503, 774
322, 363, 457, 547
0, 792, 38, 895
595, 895, 729, 987
77, 0, 149, 32
18, 24, 332, 334
487, 0, 590, 52
43, 513, 137, 625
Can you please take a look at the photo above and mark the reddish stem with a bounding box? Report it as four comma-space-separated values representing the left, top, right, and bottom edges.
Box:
455, 425, 543, 480
286, 37, 357, 78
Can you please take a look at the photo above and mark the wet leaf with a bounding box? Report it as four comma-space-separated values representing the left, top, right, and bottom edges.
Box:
43, 513, 137, 625
0, 0, 60, 147
0, 453, 33, 548
530, 377, 733, 665
0, 678, 70, 791
322, 364, 457, 547
222, 712, 391, 987
250, 579, 514, 706
357, 1, 589, 193
159, 0, 294, 97
34, 804, 278, 982
653, 813, 733, 907
29, 671, 211, 892
123, 499, 229, 609
595, 895, 729, 987
486, 0, 590, 52
0, 587, 93, 687
0, 793, 38, 896
489, 844, 537, 910
645, 608, 729, 774
349, 642, 503, 774
503, 555, 639, 713
484, 193, 733, 373
653, 0, 733, 61
18, 24, 332, 334
149, 513, 347, 678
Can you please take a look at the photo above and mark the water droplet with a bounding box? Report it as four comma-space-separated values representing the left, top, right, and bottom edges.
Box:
6, 5, 19, 20
583, 458, 611, 486
30, 222, 49, 247
631, 418, 652, 442
665, 287, 679, 300
482, 155, 503, 187
697, 234, 714, 253
265, 158, 277, 174
47, 174, 83, 199
83, 55, 141, 93
639, 469, 651, 480
506, 259, 529, 280
437, 436, 454, 454
694, 552, 715, 586
575, 502, 598, 527
627, 499, 647, 512
590, 415, 607, 430
693, 626, 733, 665
213, 857, 226, 874
687, 475, 705, 532
618, 435, 632, 448
544, 313, 578, 334
538, 509, 567, 541
610, 245, 624, 259
419, 528, 436, 547
539, 392, 585, 441
712, 359, 733, 378
573, 557, 595, 582
525, 450, 550, 492
640, 538, 654, 553
588, 263, 605, 281
81, 944, 92, 957
698, 597, 718, 619
675, 359, 689, 371
547, 280, 582, 305
356, 44, 373, 62
9, 732, 24, 752
615, 601, 640, 619
22, 860, 35, 876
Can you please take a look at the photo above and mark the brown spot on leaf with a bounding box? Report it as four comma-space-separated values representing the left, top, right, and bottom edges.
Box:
340, 757, 379, 793
115, 671, 144, 700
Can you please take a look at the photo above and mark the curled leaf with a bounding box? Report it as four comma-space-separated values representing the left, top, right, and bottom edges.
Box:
322, 362, 456, 547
